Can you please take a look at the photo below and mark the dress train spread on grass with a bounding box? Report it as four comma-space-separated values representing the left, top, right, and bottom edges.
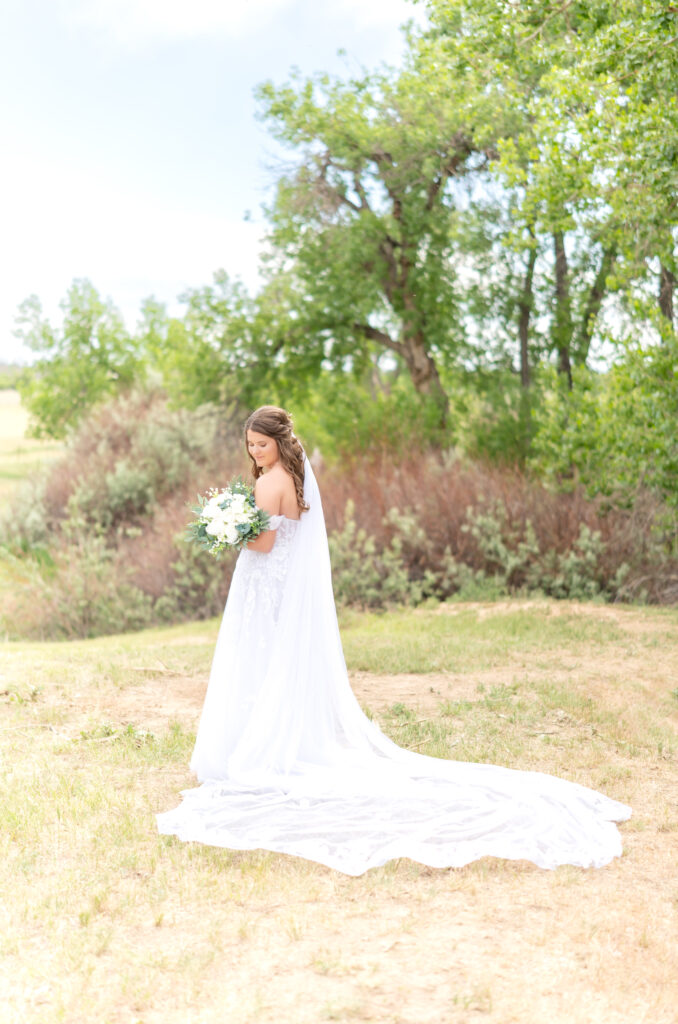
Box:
157, 459, 630, 875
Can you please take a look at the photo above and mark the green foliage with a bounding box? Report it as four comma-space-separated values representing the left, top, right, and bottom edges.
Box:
16, 280, 143, 439
0, 392, 241, 638
329, 493, 624, 611
531, 339, 678, 509
462, 502, 612, 601
1, 533, 152, 640
0, 364, 24, 389
153, 536, 234, 625
145, 272, 272, 414
256, 53, 485, 420
0, 474, 51, 550
293, 369, 446, 460
424, 0, 677, 379
329, 500, 424, 608
446, 368, 535, 465
53, 392, 224, 534
461, 502, 539, 592
5, 3, 678, 636
13, 1, 678, 482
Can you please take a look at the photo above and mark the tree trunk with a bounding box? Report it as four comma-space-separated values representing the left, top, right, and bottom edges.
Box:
353, 320, 449, 424
401, 330, 450, 424
553, 230, 573, 389
573, 244, 616, 365
517, 239, 537, 389
659, 263, 675, 325
398, 252, 449, 424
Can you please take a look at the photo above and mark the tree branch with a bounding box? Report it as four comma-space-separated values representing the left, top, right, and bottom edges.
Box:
424, 135, 476, 211
659, 263, 676, 325
573, 244, 616, 364
518, 1, 576, 47
352, 172, 371, 212
378, 238, 402, 305
517, 230, 537, 388
553, 229, 573, 388
353, 322, 404, 356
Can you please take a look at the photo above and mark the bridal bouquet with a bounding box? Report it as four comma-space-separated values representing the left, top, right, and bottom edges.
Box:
187, 479, 270, 556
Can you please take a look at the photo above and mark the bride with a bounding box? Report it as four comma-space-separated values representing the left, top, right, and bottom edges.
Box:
157, 405, 631, 875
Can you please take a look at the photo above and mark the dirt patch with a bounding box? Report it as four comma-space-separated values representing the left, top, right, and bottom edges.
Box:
84, 669, 478, 735
351, 671, 480, 714
81, 600, 678, 742
98, 672, 207, 732
6, 602, 678, 1024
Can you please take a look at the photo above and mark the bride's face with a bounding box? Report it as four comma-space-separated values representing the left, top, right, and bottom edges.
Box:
247, 430, 279, 470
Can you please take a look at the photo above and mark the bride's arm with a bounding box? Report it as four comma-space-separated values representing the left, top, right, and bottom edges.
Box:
246, 475, 281, 553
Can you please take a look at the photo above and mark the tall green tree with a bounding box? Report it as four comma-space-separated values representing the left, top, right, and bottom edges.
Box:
16, 280, 141, 438
419, 0, 634, 388
256, 56, 502, 423
556, 0, 678, 331
144, 271, 269, 412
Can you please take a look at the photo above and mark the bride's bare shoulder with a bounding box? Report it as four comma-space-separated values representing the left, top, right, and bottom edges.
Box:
254, 465, 295, 513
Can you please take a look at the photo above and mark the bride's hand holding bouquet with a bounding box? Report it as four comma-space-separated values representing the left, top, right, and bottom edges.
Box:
187, 478, 270, 556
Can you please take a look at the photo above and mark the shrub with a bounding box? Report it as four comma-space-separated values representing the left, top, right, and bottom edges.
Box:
0, 391, 243, 638
153, 536, 234, 624
1, 533, 152, 640
2, 391, 677, 640
328, 501, 425, 608
531, 344, 678, 510
320, 452, 678, 607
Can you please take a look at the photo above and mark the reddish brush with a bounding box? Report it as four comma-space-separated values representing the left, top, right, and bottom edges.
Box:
4, 399, 677, 641
318, 453, 678, 603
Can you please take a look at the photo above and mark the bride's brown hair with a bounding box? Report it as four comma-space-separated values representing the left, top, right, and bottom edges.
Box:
245, 406, 309, 514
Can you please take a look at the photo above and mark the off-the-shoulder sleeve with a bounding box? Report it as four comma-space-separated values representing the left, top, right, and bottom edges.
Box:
267, 514, 284, 530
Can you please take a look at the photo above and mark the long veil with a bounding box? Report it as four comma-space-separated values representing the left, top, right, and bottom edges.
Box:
158, 458, 631, 875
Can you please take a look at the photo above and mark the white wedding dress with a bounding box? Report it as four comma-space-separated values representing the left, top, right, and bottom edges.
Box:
157, 459, 631, 875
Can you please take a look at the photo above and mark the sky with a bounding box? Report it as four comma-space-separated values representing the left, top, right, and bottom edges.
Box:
0, 0, 428, 363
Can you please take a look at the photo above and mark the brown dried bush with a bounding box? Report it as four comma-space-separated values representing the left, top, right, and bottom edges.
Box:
317, 453, 678, 605
2, 395, 677, 640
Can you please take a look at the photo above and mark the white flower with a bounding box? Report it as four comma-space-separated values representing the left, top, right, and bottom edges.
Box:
203, 496, 224, 520
225, 524, 240, 545
229, 494, 247, 513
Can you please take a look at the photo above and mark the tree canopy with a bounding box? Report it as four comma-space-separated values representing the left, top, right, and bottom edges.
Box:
14, 0, 678, 493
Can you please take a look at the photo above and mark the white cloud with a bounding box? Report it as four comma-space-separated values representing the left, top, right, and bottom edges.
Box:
332, 0, 425, 31
59, 0, 292, 46
1, 0, 431, 362
0, 151, 264, 362
58, 0, 425, 48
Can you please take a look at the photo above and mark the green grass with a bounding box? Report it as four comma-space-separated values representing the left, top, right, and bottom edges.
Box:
0, 388, 62, 504
338, 603, 626, 674
3, 599, 665, 690
2, 618, 217, 687
2, 602, 678, 1023
5, 599, 677, 693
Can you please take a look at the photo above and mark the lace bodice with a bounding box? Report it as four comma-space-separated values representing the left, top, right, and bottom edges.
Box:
236, 517, 299, 627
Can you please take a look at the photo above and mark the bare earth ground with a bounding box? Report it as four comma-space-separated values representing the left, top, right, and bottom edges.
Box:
2, 601, 678, 1024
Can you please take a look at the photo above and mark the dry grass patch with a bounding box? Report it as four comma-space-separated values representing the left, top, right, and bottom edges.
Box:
2, 601, 677, 1023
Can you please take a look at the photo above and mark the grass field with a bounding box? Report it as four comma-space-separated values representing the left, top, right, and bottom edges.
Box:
2, 600, 677, 1023
0, 389, 62, 504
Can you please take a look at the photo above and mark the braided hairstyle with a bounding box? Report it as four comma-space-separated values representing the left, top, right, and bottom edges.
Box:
244, 406, 309, 515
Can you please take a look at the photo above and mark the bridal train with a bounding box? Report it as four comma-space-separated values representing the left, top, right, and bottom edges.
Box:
157, 458, 630, 875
